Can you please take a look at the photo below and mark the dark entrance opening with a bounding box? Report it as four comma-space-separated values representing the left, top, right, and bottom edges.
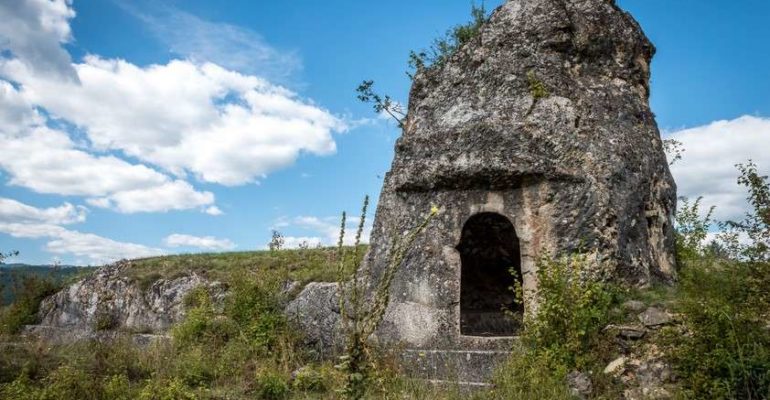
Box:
457, 212, 522, 336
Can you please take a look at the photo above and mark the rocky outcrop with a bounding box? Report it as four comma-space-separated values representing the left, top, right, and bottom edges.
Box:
25, 260, 225, 342
285, 282, 343, 357
364, 0, 677, 358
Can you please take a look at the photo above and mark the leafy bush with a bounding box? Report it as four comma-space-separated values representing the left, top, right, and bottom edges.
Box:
0, 274, 59, 334
173, 287, 238, 349
137, 377, 196, 400
524, 253, 618, 370
225, 275, 286, 354
292, 365, 332, 393
408, 4, 488, 74
40, 365, 102, 400
666, 161, 770, 399
487, 253, 619, 398
255, 371, 289, 400
102, 374, 131, 400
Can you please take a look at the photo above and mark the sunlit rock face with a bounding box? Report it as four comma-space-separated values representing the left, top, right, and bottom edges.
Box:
26, 260, 225, 343
365, 0, 676, 354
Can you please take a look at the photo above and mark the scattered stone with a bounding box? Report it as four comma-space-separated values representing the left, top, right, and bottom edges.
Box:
567, 371, 593, 399
622, 300, 646, 313
638, 307, 671, 328
604, 356, 627, 376
617, 325, 647, 340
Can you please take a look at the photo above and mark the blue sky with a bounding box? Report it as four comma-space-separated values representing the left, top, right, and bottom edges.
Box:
1, 0, 769, 265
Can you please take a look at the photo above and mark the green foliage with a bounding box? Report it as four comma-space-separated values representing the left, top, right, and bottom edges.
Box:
225, 275, 286, 353
667, 161, 770, 399
724, 161, 770, 262
675, 196, 715, 263
93, 309, 118, 331
39, 365, 102, 400
486, 347, 574, 400
525, 254, 617, 369
356, 81, 406, 128
527, 70, 549, 100
667, 259, 770, 399
292, 365, 332, 393
485, 253, 619, 398
255, 371, 290, 400
408, 4, 488, 74
102, 374, 131, 400
0, 274, 60, 334
173, 287, 238, 349
124, 246, 361, 290
335, 198, 437, 399
137, 377, 196, 400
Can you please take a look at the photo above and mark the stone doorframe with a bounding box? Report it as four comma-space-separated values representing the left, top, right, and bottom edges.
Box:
442, 192, 538, 339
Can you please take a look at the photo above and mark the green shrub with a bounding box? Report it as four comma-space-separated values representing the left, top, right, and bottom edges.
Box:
174, 346, 215, 387
665, 161, 770, 399
0, 274, 59, 334
292, 365, 331, 393
102, 374, 131, 400
408, 4, 488, 73
93, 309, 118, 331
487, 253, 620, 398
225, 276, 285, 354
173, 287, 238, 349
667, 261, 770, 399
527, 71, 549, 100
524, 253, 617, 369
40, 365, 101, 400
137, 377, 196, 400
255, 370, 290, 400
487, 346, 574, 400
0, 373, 41, 400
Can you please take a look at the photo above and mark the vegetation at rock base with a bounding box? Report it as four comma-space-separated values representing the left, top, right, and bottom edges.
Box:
2, 163, 770, 399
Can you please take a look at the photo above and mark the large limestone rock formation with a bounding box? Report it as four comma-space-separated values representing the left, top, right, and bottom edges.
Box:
363, 0, 677, 372
24, 260, 225, 343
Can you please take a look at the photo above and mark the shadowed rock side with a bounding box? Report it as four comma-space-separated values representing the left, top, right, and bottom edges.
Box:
361, 0, 677, 366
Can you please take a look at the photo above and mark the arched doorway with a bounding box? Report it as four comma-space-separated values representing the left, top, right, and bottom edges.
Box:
457, 212, 522, 336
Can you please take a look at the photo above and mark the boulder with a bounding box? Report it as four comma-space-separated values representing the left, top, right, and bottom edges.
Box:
638, 307, 671, 328
284, 282, 344, 356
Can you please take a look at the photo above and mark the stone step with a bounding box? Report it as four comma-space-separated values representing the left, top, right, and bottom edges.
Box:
400, 348, 513, 384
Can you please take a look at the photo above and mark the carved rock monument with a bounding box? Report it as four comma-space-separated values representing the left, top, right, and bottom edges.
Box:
360, 0, 677, 384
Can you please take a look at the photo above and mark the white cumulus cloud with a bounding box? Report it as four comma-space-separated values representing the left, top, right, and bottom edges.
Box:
273, 215, 372, 248
0, 123, 216, 214
668, 115, 770, 221
0, 198, 163, 263
164, 234, 236, 251
0, 197, 86, 225
1, 57, 345, 186
0, 0, 78, 82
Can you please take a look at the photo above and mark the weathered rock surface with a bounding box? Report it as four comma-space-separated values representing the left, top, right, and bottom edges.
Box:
361, 0, 676, 370
285, 282, 343, 356
25, 260, 225, 342
638, 307, 671, 328
567, 370, 594, 399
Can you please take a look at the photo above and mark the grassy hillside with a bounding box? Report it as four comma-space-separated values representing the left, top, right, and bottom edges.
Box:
125, 245, 365, 287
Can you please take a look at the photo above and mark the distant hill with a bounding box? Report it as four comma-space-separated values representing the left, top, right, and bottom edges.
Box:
0, 264, 95, 305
